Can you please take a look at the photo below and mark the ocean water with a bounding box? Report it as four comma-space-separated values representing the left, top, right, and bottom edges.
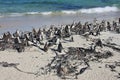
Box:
0, 0, 120, 34
0, 0, 120, 17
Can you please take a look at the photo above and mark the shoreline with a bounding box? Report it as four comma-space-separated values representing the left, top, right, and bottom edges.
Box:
0, 11, 120, 34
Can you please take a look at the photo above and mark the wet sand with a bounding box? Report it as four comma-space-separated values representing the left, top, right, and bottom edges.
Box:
0, 11, 120, 34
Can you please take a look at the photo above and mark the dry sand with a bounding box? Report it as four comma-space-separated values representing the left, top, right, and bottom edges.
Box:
0, 31, 120, 80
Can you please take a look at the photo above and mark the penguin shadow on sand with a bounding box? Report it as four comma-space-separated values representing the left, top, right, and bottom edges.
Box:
75, 66, 91, 79
32, 42, 49, 53
62, 36, 74, 43
51, 42, 64, 54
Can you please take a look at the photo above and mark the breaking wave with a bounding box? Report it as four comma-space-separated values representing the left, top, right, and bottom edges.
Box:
80, 6, 119, 13
0, 6, 119, 17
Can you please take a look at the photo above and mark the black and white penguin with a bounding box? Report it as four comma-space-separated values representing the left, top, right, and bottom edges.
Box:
57, 42, 63, 53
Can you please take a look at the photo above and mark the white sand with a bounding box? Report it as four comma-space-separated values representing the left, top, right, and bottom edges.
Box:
0, 31, 120, 80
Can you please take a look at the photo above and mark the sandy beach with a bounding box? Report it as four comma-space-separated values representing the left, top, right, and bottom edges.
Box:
0, 12, 120, 80
0, 1, 120, 79
0, 31, 120, 80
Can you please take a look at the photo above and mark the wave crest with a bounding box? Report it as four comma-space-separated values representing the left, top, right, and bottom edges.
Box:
80, 6, 118, 13
0, 6, 119, 17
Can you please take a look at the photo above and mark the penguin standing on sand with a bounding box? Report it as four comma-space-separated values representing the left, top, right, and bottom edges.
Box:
107, 22, 111, 31
44, 42, 49, 52
70, 36, 74, 42
94, 39, 103, 50
119, 18, 120, 24
57, 42, 63, 53
56, 38, 60, 45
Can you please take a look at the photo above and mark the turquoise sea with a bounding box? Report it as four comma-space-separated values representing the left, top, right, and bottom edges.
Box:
0, 0, 120, 17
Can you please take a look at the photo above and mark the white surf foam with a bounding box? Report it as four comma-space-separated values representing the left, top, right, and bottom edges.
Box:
79, 6, 119, 13
9, 13, 25, 17
41, 12, 52, 15
62, 10, 76, 14
24, 11, 52, 15
25, 12, 40, 15
0, 6, 119, 17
